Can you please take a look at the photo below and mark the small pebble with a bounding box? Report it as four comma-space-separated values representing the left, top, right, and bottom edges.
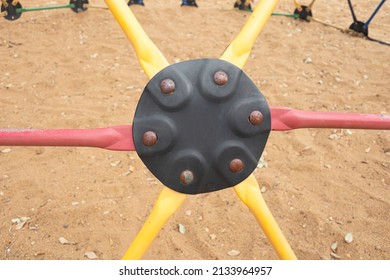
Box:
330, 252, 341, 259
178, 224, 186, 234
1, 148, 11, 153
110, 160, 121, 167
227, 250, 240, 256
344, 232, 353, 244
84, 251, 97, 259
330, 242, 338, 253
344, 129, 353, 135
328, 134, 340, 140
59, 237, 69, 245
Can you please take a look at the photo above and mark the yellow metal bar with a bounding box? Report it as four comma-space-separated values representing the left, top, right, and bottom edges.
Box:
293, 0, 302, 11
1, 11, 7, 17
234, 174, 297, 260
220, 0, 280, 69
2, 0, 8, 8
104, 0, 169, 79
122, 187, 186, 260
308, 0, 317, 9
12, 0, 18, 6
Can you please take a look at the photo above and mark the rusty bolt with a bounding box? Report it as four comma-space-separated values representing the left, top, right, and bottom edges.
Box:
160, 79, 175, 94
142, 131, 158, 147
229, 159, 244, 173
249, 110, 264, 125
180, 170, 194, 185
213, 70, 228, 86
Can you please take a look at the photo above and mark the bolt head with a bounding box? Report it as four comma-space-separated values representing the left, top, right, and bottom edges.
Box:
249, 110, 263, 125
229, 159, 244, 173
160, 79, 175, 94
213, 70, 228, 86
142, 131, 158, 146
180, 170, 194, 185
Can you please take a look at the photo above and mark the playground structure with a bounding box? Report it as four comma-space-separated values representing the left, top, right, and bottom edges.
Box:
292, 0, 389, 46
0, 0, 197, 21
1, 0, 389, 260
2, 0, 388, 44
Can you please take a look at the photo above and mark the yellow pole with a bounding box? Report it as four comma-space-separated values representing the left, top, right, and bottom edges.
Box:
104, 0, 169, 79
234, 174, 297, 260
293, 0, 302, 11
308, 0, 317, 10
220, 0, 280, 69
122, 187, 186, 260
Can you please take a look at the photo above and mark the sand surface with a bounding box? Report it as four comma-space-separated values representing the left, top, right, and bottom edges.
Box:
0, 0, 389, 260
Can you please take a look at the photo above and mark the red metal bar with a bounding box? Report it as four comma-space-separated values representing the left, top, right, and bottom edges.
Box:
1, 107, 389, 151
0, 125, 135, 151
271, 106, 390, 131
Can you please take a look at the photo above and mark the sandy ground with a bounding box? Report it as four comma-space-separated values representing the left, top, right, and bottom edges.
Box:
0, 0, 389, 260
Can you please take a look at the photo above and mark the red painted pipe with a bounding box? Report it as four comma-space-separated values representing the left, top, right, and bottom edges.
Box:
270, 106, 390, 131
0, 108, 389, 151
0, 125, 134, 151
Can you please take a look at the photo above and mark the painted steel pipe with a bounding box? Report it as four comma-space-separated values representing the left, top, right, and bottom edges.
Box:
122, 187, 186, 260
293, 0, 302, 11
234, 174, 297, 260
104, 0, 169, 79
220, 0, 280, 69
271, 106, 390, 131
365, 0, 387, 28
0, 125, 134, 151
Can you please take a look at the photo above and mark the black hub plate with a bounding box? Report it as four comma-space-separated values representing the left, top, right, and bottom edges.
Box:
70, 0, 88, 13
294, 5, 312, 21
133, 59, 271, 195
349, 21, 368, 36
1, 0, 22, 21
